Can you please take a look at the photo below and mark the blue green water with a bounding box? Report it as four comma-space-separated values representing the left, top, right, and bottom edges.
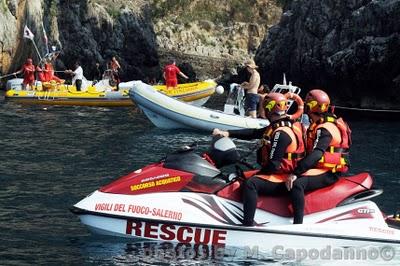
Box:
0, 97, 399, 265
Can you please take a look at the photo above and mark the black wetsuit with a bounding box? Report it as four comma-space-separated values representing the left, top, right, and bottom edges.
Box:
290, 127, 339, 224
228, 120, 293, 226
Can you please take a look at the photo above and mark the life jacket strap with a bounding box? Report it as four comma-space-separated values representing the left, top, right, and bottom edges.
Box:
327, 146, 350, 153
284, 152, 306, 160
262, 120, 293, 140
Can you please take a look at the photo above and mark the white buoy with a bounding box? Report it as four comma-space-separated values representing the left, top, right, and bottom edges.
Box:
216, 85, 224, 94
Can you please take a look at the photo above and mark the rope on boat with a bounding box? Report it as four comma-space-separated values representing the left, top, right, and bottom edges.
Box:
335, 105, 400, 113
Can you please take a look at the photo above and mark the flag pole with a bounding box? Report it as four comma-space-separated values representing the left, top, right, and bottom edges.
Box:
42, 22, 49, 55
23, 25, 43, 62
31, 39, 43, 62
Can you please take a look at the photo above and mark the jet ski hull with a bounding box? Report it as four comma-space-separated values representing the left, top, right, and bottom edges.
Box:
71, 140, 400, 253
72, 191, 400, 250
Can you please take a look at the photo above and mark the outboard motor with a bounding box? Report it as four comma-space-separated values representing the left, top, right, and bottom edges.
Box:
208, 136, 240, 168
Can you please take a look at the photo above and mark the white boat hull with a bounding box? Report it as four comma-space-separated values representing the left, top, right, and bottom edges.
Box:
129, 81, 269, 131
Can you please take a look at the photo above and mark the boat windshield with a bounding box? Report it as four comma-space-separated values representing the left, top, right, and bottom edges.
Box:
224, 84, 245, 115
164, 151, 221, 178
164, 151, 227, 193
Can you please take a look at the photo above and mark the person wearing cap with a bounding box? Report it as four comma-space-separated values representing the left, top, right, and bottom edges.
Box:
241, 59, 261, 118
163, 59, 189, 89
15, 58, 36, 90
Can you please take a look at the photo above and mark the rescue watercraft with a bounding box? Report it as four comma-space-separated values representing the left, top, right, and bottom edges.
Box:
71, 137, 400, 251
129, 81, 301, 131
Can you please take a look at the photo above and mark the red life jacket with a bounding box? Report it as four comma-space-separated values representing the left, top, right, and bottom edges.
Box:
257, 121, 306, 182
305, 114, 351, 174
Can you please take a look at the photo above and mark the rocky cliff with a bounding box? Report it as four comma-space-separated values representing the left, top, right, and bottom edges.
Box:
0, 0, 159, 81
255, 0, 400, 108
2, 0, 398, 109
0, 0, 281, 81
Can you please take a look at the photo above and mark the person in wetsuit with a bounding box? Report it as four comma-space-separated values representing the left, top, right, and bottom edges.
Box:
287, 89, 351, 224
213, 92, 305, 226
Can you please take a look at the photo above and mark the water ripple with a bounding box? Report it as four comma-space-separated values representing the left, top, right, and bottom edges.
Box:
1, 100, 400, 265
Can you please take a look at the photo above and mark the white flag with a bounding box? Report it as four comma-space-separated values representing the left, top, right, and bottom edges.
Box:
23, 25, 34, 40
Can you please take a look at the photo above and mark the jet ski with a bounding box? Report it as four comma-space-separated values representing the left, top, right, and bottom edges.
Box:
71, 137, 400, 251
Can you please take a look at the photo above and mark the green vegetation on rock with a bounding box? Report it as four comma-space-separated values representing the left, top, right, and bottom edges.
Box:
151, 0, 259, 25
49, 0, 59, 18
1, 0, 7, 13
106, 5, 120, 19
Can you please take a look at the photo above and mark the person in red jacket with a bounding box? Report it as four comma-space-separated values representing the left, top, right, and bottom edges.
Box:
36, 64, 46, 82
163, 59, 188, 89
44, 60, 63, 83
16, 58, 35, 90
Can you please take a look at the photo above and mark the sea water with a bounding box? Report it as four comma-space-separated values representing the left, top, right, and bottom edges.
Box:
0, 96, 399, 265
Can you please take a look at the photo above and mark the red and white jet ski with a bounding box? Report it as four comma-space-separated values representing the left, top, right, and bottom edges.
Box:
71, 138, 400, 250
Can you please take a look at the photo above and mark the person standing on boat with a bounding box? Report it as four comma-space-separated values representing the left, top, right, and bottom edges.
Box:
213, 92, 305, 226
15, 58, 35, 90
93, 62, 103, 82
287, 89, 351, 224
241, 59, 261, 118
66, 62, 83, 91
163, 59, 189, 89
110, 56, 121, 88
257, 84, 270, 119
110, 56, 121, 73
36, 63, 46, 82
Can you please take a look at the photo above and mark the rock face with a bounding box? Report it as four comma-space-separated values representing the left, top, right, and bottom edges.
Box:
1, 0, 160, 81
153, 0, 281, 59
152, 0, 282, 79
0, 0, 281, 82
0, 0, 44, 76
255, 0, 400, 108
45, 0, 160, 81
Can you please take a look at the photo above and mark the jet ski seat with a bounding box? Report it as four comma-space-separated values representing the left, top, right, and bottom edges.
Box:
217, 172, 373, 217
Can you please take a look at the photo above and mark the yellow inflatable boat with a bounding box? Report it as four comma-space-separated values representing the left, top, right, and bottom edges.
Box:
4, 79, 216, 107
